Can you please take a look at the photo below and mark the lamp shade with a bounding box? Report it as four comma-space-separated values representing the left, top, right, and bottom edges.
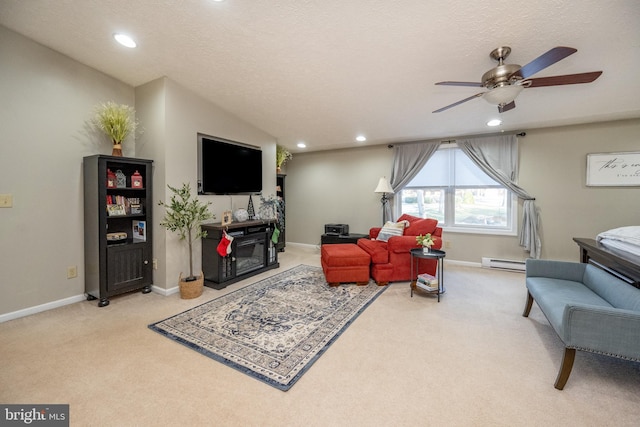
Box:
374, 177, 394, 194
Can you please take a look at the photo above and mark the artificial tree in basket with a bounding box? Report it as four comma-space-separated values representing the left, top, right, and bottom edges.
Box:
159, 183, 215, 298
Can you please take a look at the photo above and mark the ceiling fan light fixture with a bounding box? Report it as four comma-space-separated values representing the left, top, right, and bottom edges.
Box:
434, 46, 600, 114
482, 84, 524, 106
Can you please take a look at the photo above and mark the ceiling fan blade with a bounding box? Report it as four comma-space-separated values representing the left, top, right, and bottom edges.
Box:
498, 101, 516, 113
435, 81, 483, 87
432, 92, 484, 113
526, 71, 603, 87
515, 46, 577, 79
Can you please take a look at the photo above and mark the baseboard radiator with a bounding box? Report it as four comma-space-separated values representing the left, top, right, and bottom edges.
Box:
481, 257, 526, 272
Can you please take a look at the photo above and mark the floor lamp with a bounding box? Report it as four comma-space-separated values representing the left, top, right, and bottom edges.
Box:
374, 177, 394, 225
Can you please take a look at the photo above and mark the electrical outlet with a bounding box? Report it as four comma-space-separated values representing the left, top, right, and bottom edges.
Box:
0, 194, 13, 208
444, 240, 451, 249
67, 266, 78, 279
153, 259, 158, 270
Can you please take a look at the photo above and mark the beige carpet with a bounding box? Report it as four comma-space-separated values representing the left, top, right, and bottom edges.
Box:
1, 245, 639, 426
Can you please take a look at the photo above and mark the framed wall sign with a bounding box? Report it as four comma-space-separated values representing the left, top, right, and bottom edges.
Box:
586, 152, 640, 187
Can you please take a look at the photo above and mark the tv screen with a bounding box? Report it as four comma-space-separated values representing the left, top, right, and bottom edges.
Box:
198, 135, 263, 195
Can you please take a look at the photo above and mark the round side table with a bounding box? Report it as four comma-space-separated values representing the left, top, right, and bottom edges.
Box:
410, 248, 446, 302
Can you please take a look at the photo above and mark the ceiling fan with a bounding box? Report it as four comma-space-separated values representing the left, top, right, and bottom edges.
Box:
432, 46, 602, 113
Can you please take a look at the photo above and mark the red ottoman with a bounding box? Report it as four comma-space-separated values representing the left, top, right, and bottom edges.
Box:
321, 243, 371, 286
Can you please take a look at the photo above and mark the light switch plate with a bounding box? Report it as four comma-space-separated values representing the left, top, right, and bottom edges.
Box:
0, 194, 13, 208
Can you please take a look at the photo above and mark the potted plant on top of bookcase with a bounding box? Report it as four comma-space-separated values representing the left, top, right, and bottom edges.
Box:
92, 101, 139, 156
158, 183, 215, 299
276, 144, 292, 173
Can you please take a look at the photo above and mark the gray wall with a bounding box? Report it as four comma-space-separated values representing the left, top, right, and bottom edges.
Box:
0, 25, 135, 315
1, 22, 639, 317
136, 77, 278, 291
283, 144, 392, 245
285, 118, 640, 263
520, 120, 639, 261
0, 26, 277, 316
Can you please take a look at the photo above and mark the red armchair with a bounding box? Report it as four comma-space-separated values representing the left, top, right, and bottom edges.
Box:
357, 214, 443, 286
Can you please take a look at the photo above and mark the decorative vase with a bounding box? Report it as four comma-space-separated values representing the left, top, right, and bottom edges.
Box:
276, 166, 282, 174
422, 245, 431, 255
234, 208, 249, 222
112, 143, 123, 156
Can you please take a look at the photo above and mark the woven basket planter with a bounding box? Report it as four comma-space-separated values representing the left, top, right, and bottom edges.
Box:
179, 272, 204, 299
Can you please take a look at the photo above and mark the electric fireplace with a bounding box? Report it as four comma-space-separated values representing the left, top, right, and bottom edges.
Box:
201, 220, 280, 289
234, 235, 266, 276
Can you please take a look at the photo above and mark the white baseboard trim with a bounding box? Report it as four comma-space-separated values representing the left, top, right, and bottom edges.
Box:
0, 286, 180, 323
152, 284, 179, 296
286, 242, 319, 250
0, 294, 86, 324
445, 259, 482, 268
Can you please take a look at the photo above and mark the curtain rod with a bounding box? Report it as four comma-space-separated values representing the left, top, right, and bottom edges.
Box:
387, 131, 526, 148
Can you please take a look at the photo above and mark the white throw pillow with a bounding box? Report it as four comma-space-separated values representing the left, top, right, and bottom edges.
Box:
376, 220, 409, 242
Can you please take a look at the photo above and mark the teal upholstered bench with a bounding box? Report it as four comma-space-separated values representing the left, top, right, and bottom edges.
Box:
523, 258, 640, 389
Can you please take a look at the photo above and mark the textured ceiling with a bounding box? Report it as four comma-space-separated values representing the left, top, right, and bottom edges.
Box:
1, 0, 639, 152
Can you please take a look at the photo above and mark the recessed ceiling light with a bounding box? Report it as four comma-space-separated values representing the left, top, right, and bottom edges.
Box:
114, 33, 137, 48
356, 135, 366, 142
297, 142, 306, 148
487, 119, 502, 127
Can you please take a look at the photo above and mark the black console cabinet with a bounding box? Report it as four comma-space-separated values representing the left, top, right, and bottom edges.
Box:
321, 233, 369, 245
83, 155, 153, 307
202, 220, 279, 289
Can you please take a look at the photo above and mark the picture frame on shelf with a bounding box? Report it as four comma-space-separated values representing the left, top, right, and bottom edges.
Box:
132, 220, 147, 241
221, 210, 232, 226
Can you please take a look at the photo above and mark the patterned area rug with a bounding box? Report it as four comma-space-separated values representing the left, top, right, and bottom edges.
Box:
149, 265, 387, 391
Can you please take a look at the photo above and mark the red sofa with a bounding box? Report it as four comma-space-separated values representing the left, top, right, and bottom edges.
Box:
357, 214, 443, 285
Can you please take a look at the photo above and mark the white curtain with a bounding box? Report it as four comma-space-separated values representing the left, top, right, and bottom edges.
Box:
458, 134, 541, 258
388, 141, 441, 221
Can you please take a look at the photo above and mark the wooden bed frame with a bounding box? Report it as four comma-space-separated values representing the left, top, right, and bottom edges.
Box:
573, 237, 640, 288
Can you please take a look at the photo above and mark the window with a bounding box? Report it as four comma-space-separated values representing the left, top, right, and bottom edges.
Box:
397, 145, 517, 235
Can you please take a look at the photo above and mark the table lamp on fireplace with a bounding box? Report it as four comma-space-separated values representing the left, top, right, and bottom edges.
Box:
374, 176, 394, 225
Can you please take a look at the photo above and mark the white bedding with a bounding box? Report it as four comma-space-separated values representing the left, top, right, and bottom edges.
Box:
596, 226, 640, 257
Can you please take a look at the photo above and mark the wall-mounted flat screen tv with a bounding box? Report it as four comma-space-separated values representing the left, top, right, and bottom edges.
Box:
197, 134, 263, 195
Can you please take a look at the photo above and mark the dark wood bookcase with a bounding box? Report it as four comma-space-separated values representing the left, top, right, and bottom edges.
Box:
276, 174, 286, 252
83, 155, 153, 307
